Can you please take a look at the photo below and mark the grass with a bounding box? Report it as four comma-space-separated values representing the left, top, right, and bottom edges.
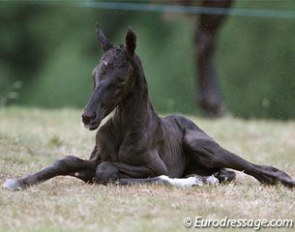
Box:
0, 107, 294, 232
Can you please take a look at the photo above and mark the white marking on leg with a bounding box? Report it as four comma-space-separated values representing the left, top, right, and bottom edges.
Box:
159, 175, 204, 187
2, 179, 22, 191
158, 175, 219, 187
205, 175, 219, 186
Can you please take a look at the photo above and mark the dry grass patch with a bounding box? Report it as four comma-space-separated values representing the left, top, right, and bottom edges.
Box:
0, 107, 294, 232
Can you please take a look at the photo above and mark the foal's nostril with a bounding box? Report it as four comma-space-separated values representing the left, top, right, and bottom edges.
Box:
82, 114, 91, 124
82, 113, 97, 124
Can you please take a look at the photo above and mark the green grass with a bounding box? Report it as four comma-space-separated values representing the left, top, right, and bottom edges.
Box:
0, 107, 294, 232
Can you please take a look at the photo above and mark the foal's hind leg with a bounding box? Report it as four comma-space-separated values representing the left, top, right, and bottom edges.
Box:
183, 129, 295, 187
2, 156, 96, 191
214, 168, 236, 183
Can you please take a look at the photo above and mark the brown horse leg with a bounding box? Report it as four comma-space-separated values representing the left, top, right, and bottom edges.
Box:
193, 0, 234, 117
183, 129, 295, 187
2, 156, 96, 191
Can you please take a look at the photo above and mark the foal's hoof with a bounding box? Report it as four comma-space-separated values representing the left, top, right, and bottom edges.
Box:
204, 175, 220, 186
2, 179, 23, 191
280, 179, 295, 188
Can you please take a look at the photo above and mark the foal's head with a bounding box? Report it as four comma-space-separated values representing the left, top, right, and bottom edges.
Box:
82, 24, 137, 130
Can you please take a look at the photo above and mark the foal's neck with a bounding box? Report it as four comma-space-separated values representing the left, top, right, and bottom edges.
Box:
114, 57, 158, 130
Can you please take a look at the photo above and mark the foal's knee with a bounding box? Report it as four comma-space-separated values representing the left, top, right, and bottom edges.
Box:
185, 137, 224, 168
51, 155, 81, 175
95, 162, 119, 185
52, 155, 77, 168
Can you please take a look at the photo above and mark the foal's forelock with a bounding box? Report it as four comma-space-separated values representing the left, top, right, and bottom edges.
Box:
101, 48, 131, 69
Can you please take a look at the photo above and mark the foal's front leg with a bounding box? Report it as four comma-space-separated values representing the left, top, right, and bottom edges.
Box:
2, 156, 96, 191
94, 161, 156, 185
94, 148, 170, 185
94, 161, 220, 187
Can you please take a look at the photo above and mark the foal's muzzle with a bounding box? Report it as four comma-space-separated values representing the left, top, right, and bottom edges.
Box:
82, 112, 96, 125
81, 111, 101, 130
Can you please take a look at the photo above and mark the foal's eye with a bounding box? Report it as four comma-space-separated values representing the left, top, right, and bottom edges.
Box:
117, 78, 125, 85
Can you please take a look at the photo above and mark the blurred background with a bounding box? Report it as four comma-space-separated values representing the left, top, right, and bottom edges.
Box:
0, 0, 294, 119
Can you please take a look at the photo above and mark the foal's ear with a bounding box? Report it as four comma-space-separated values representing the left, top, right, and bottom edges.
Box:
125, 27, 136, 56
96, 23, 113, 52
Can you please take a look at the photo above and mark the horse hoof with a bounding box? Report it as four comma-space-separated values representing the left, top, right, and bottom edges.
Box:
205, 175, 220, 186
2, 179, 23, 191
284, 179, 295, 188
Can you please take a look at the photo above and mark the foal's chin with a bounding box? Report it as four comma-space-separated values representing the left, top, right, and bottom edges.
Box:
82, 106, 115, 131
82, 120, 101, 131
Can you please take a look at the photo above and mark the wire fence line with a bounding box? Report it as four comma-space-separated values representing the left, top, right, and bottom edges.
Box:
6, 0, 295, 20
